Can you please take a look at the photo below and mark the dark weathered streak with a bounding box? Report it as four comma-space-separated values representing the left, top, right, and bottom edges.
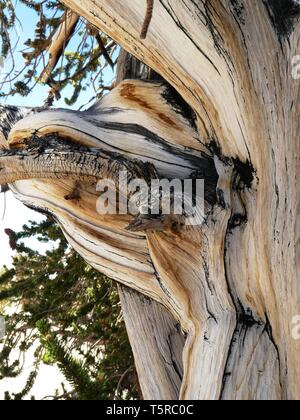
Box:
264, 0, 300, 36
0, 184, 9, 193
0, 105, 29, 139
0, 134, 158, 185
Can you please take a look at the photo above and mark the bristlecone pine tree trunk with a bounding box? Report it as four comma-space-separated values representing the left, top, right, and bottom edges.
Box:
1, 0, 300, 400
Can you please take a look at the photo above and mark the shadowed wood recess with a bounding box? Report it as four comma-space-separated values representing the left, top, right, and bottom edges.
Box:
1, 0, 300, 400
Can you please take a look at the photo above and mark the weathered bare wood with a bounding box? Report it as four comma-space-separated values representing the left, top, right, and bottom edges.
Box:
56, 0, 300, 400
0, 135, 158, 186
1, 0, 300, 400
2, 78, 215, 305
40, 10, 79, 84
140, 0, 154, 39
114, 51, 187, 401
118, 285, 184, 400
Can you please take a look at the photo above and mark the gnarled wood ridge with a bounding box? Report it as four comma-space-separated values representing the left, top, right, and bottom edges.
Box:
1, 0, 300, 400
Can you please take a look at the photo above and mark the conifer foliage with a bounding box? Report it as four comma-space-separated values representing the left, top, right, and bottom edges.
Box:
0, 217, 139, 400
0, 0, 116, 106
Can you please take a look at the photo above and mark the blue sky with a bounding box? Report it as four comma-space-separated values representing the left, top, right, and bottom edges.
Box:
1, 1, 115, 109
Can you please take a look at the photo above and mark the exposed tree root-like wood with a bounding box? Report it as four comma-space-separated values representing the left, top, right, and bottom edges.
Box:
1, 0, 300, 400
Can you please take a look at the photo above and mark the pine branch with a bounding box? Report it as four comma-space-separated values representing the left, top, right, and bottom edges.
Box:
40, 9, 79, 84
95, 33, 114, 69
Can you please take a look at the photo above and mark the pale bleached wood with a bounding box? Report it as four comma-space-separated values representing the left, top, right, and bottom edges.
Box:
3, 79, 216, 305
118, 285, 184, 400
1, 0, 300, 400
40, 10, 79, 84
114, 51, 187, 401
57, 0, 300, 400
